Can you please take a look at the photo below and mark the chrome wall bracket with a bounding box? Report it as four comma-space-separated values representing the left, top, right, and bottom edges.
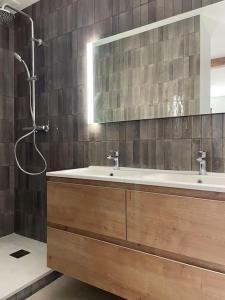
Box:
27, 75, 38, 82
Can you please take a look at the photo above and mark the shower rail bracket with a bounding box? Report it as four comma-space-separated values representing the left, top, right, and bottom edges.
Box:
27, 75, 38, 82
32, 37, 44, 46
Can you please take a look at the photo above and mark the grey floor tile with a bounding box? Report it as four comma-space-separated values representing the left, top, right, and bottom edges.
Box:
28, 276, 123, 300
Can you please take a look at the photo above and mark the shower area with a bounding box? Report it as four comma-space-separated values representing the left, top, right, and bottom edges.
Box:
0, 0, 84, 297
0, 1, 57, 299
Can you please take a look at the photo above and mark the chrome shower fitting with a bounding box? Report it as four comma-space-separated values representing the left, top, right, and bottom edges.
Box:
0, 3, 15, 24
32, 37, 44, 46
0, 3, 49, 176
14, 52, 22, 62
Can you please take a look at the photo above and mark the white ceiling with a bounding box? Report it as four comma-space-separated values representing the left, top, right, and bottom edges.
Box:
1, 0, 39, 10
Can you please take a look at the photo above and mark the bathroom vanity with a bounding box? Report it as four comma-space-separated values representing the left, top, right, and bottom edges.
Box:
47, 167, 225, 300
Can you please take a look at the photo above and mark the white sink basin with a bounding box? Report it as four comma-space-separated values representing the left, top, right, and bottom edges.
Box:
47, 166, 225, 193
142, 173, 225, 186
49, 167, 140, 178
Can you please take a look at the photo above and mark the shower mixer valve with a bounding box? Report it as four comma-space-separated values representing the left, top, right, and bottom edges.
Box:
22, 124, 50, 133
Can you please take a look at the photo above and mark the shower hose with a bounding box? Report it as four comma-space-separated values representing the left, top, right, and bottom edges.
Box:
14, 62, 47, 176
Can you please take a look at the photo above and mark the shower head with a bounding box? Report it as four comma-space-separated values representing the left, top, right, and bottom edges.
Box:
0, 7, 15, 25
0, 1, 31, 26
14, 51, 31, 79
14, 52, 22, 62
0, 2, 32, 25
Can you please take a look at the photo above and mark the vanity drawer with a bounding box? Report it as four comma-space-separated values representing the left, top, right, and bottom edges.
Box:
47, 182, 126, 239
48, 227, 225, 300
127, 191, 225, 267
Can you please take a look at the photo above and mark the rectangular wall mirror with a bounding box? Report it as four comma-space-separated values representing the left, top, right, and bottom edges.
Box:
87, 1, 225, 123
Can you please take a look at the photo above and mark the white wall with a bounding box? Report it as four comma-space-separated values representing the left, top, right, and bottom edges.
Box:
211, 96, 225, 113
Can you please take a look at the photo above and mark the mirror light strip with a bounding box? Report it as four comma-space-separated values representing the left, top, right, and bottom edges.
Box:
87, 42, 94, 124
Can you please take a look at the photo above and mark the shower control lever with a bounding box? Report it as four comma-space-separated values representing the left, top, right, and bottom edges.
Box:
22, 125, 50, 133
35, 125, 50, 133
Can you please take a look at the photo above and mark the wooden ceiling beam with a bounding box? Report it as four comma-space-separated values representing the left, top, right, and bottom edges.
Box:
211, 57, 225, 68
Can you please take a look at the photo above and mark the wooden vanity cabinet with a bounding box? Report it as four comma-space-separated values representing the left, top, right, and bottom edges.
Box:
127, 190, 225, 268
47, 181, 126, 239
48, 227, 225, 300
47, 178, 225, 300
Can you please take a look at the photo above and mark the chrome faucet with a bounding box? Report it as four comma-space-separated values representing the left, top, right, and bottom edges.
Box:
107, 150, 120, 170
196, 151, 207, 175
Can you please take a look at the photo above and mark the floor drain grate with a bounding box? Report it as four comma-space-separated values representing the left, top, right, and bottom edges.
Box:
10, 249, 30, 258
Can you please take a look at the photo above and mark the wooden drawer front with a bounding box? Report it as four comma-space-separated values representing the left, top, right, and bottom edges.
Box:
47, 182, 126, 239
48, 227, 225, 300
127, 191, 225, 266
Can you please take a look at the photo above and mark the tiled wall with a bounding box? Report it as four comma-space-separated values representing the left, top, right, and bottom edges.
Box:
88, 114, 225, 173
94, 16, 200, 122
0, 24, 14, 237
14, 0, 222, 242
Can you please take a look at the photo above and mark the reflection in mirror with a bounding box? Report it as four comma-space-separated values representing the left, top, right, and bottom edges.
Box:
88, 1, 225, 123
94, 17, 200, 122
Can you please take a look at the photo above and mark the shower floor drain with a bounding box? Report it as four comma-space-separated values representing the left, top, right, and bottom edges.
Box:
10, 249, 30, 258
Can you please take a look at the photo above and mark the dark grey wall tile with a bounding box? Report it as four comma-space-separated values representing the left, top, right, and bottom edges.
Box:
118, 10, 133, 32
125, 121, 140, 140
141, 3, 149, 25
148, 140, 156, 168
163, 140, 172, 169
192, 115, 202, 138
119, 141, 126, 166
212, 114, 223, 139
155, 140, 164, 169
95, 0, 112, 22
191, 139, 201, 171
202, 115, 212, 138
125, 141, 133, 166
182, 116, 192, 138
0, 167, 9, 190
0, 23, 14, 237
164, 139, 192, 170
106, 123, 120, 141
0, 144, 10, 166
89, 123, 106, 141
119, 122, 126, 140
148, 1, 156, 23
172, 139, 192, 170
212, 139, 223, 172
140, 120, 148, 139
164, 119, 173, 139
140, 140, 148, 168
172, 118, 182, 139
133, 140, 140, 167
155, 119, 164, 139
133, 6, 141, 28
77, 0, 94, 28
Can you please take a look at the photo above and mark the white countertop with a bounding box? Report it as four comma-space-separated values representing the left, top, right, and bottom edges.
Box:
46, 166, 225, 193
